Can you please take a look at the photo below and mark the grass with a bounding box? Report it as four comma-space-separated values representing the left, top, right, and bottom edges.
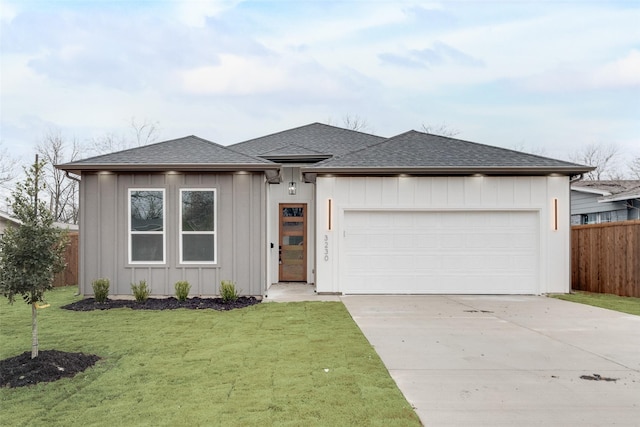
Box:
551, 291, 640, 316
0, 286, 420, 427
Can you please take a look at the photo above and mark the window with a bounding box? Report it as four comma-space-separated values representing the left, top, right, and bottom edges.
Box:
129, 189, 165, 263
180, 189, 216, 263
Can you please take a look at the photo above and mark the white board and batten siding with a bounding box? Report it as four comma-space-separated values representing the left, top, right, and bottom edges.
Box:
315, 176, 570, 295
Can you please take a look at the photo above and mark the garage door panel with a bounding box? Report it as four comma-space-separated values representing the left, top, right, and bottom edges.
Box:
342, 210, 539, 294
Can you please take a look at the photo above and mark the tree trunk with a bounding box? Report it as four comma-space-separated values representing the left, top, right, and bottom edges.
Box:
31, 303, 38, 359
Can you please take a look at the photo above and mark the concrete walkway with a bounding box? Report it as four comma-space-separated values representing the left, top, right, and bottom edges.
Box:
341, 295, 640, 426
264, 283, 341, 302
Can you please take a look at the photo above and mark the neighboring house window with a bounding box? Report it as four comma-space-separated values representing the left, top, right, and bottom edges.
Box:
580, 211, 613, 225
180, 189, 216, 263
129, 189, 165, 263
582, 213, 594, 224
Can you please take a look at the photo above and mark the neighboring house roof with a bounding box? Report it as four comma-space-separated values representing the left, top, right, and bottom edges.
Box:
571, 180, 640, 202
57, 135, 279, 174
53, 222, 79, 231
0, 210, 21, 226
0, 210, 78, 230
304, 130, 592, 176
229, 123, 386, 159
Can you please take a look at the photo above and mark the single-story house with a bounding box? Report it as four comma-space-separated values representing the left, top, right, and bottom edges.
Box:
57, 123, 592, 297
570, 180, 640, 225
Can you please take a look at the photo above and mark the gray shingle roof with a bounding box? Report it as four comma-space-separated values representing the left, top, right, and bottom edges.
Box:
572, 180, 640, 201
229, 123, 385, 158
305, 130, 592, 175
58, 135, 277, 173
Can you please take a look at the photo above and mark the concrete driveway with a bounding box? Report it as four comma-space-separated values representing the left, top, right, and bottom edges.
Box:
341, 295, 640, 427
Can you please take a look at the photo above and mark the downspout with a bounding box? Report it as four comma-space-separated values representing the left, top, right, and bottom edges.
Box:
65, 171, 81, 182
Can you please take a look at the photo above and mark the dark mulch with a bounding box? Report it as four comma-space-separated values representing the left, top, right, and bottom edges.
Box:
61, 296, 261, 311
0, 350, 100, 388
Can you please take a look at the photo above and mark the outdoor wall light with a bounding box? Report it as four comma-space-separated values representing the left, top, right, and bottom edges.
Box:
553, 198, 558, 231
327, 198, 332, 230
288, 168, 297, 195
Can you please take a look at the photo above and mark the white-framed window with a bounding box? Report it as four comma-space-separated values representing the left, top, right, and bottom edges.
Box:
180, 189, 216, 264
129, 189, 165, 264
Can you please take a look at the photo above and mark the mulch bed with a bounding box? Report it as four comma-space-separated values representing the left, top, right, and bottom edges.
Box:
0, 350, 100, 388
1, 297, 261, 388
61, 296, 261, 311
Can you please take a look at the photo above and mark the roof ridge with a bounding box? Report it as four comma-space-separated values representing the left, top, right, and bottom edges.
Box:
230, 122, 384, 148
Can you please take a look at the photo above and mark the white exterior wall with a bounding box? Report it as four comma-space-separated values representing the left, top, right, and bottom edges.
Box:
315, 175, 571, 295
266, 166, 316, 284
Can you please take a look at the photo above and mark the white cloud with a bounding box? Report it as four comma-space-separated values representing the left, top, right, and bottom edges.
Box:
521, 49, 640, 92
1, 0, 639, 176
179, 53, 367, 101
590, 49, 640, 89
171, 0, 245, 27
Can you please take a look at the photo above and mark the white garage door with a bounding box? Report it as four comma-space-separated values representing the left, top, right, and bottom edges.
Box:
342, 210, 539, 294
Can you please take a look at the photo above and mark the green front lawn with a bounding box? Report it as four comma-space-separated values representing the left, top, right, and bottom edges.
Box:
0, 287, 420, 426
551, 291, 640, 316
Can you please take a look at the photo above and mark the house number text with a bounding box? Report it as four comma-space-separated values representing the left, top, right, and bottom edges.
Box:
323, 234, 329, 262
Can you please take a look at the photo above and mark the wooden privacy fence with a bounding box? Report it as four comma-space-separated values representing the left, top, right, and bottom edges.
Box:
53, 232, 78, 287
571, 220, 640, 298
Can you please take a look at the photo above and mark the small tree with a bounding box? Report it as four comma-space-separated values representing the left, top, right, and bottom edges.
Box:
0, 158, 68, 359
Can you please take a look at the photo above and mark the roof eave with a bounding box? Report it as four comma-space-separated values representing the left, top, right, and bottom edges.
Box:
571, 186, 612, 196
598, 193, 640, 203
56, 162, 281, 175
301, 166, 594, 176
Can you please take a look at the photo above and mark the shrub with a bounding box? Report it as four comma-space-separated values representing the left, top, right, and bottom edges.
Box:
131, 280, 150, 302
92, 278, 110, 303
175, 281, 191, 302
220, 280, 239, 303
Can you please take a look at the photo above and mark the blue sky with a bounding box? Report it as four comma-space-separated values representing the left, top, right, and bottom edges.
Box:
1, 0, 639, 171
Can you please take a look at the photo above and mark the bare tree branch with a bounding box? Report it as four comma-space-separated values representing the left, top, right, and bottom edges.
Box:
570, 142, 621, 180
628, 156, 640, 180
88, 117, 160, 156
0, 141, 17, 188
421, 122, 460, 137
36, 130, 80, 224
341, 114, 369, 132
130, 117, 160, 147
87, 132, 129, 156
326, 114, 370, 132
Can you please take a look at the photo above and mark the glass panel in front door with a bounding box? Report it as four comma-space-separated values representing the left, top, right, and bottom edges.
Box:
279, 204, 306, 282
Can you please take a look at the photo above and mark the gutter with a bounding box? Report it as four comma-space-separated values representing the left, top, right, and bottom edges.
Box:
301, 166, 594, 180
569, 173, 584, 183
56, 162, 282, 175
65, 171, 81, 182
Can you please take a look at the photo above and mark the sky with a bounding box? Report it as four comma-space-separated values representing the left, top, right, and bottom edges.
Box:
1, 0, 639, 174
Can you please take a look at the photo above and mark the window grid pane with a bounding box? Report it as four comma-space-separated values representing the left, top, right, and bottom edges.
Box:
182, 191, 215, 231
129, 189, 164, 263
180, 189, 216, 263
131, 191, 164, 232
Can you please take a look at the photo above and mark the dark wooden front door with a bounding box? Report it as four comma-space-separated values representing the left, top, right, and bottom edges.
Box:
279, 204, 306, 282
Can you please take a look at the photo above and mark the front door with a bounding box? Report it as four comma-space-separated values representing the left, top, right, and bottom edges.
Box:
279, 204, 307, 282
